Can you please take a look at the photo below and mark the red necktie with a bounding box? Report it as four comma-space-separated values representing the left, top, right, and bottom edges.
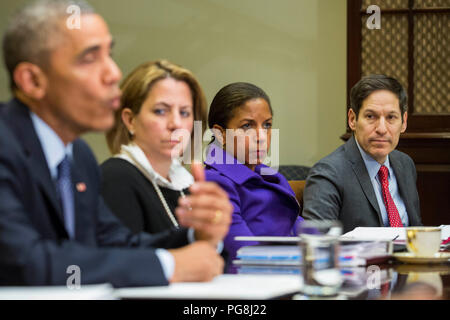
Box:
378, 165, 403, 227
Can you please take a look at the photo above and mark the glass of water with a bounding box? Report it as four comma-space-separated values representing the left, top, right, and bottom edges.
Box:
298, 220, 343, 297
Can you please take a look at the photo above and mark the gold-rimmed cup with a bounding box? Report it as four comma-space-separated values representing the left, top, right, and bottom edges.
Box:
406, 227, 441, 257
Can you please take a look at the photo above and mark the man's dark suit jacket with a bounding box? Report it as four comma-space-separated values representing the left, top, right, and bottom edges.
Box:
302, 135, 422, 233
0, 98, 189, 287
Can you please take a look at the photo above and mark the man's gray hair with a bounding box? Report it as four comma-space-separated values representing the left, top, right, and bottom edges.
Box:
2, 0, 95, 90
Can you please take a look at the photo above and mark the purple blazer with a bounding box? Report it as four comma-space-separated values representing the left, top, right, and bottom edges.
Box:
204, 143, 303, 270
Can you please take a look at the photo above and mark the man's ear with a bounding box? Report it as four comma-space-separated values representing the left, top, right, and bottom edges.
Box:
401, 111, 408, 133
348, 108, 357, 131
212, 124, 226, 146
121, 108, 135, 135
13, 62, 47, 100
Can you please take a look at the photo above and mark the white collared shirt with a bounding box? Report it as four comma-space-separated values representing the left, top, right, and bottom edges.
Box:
30, 112, 73, 180
116, 143, 194, 190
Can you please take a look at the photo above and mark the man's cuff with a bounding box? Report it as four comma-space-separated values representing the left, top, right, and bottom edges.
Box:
187, 227, 224, 253
155, 248, 175, 281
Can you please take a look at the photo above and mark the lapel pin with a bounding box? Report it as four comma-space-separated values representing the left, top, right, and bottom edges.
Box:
76, 182, 87, 192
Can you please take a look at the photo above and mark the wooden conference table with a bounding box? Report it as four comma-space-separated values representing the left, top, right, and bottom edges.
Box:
338, 263, 450, 300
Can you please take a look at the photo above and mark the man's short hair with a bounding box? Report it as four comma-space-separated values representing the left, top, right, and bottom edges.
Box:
350, 74, 408, 118
2, 0, 95, 91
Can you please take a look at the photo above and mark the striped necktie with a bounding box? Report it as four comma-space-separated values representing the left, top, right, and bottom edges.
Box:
57, 155, 75, 238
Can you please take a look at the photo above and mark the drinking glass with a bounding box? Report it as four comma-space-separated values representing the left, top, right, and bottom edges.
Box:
298, 220, 343, 297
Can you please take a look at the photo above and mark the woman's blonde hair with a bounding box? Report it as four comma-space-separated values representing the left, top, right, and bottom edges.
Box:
106, 59, 207, 154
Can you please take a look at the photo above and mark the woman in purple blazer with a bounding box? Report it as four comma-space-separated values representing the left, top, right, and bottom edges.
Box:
204, 82, 303, 271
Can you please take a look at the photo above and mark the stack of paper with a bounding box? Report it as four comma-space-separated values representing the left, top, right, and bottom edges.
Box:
440, 225, 450, 248
235, 245, 300, 266
339, 241, 392, 267
233, 245, 301, 274
233, 240, 392, 270
237, 265, 300, 275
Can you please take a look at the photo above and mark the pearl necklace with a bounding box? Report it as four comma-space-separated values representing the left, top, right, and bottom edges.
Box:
121, 150, 185, 228
149, 178, 183, 228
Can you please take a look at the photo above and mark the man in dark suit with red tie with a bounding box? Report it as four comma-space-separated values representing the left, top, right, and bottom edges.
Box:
303, 75, 422, 233
0, 0, 232, 287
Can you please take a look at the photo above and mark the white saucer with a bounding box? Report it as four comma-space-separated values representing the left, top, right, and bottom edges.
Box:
393, 252, 450, 264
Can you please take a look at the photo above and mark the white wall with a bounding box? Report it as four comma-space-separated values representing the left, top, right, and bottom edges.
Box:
0, 0, 347, 166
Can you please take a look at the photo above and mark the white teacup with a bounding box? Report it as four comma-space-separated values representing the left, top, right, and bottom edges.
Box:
406, 227, 441, 257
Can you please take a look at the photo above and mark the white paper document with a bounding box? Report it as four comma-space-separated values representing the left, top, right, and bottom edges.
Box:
440, 225, 450, 240
341, 226, 450, 242
0, 283, 116, 300
340, 227, 407, 241
116, 274, 302, 300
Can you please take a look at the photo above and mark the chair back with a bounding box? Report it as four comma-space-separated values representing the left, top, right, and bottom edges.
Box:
278, 165, 310, 180
288, 180, 306, 209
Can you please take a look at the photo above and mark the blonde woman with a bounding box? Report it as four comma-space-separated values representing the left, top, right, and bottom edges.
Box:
101, 60, 208, 234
